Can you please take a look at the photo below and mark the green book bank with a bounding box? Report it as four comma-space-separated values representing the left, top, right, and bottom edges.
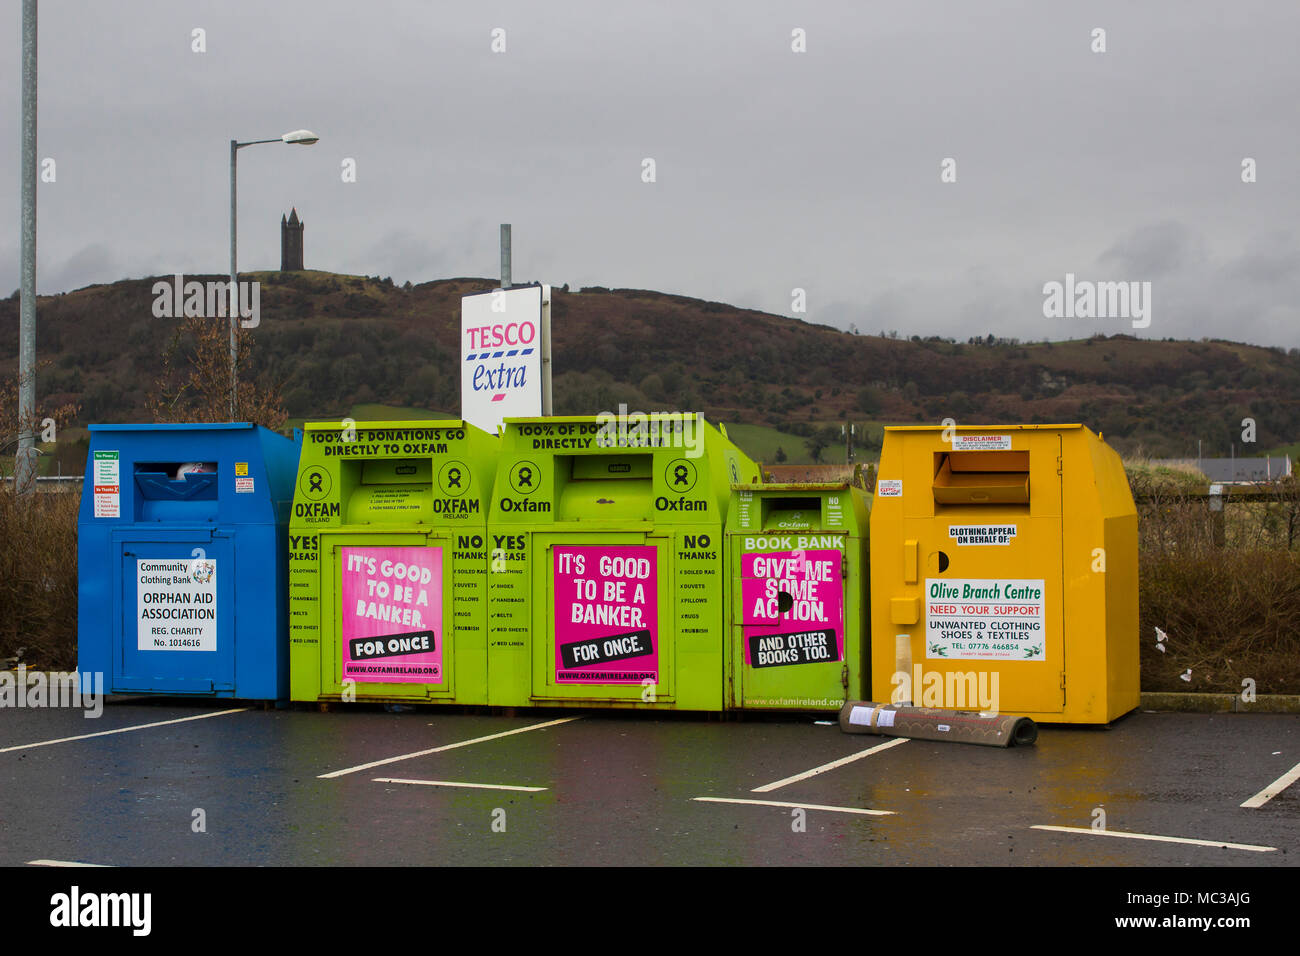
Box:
726, 482, 871, 711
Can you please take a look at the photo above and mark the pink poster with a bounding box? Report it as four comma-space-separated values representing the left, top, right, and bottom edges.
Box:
553, 545, 658, 684
340, 546, 443, 683
741, 549, 843, 668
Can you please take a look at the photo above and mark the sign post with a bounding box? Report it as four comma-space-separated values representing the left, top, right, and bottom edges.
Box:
460, 284, 551, 434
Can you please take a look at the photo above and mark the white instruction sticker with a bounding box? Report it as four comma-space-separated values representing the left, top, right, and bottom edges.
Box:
951, 434, 1012, 451
877, 708, 896, 728
948, 524, 1017, 546
92, 450, 120, 518
877, 479, 902, 498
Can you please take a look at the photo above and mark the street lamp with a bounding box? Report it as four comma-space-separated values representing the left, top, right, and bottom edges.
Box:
229, 129, 319, 419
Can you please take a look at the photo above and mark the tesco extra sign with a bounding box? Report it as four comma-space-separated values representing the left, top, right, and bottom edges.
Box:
461, 285, 547, 435
464, 321, 536, 349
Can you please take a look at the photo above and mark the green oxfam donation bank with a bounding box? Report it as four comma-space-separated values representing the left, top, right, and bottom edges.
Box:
288, 420, 499, 704
487, 414, 760, 710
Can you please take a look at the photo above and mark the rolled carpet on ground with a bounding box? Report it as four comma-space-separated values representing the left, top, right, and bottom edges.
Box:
838, 701, 1038, 747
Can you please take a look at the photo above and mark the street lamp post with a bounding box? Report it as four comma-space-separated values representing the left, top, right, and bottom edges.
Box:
228, 129, 318, 419
16, 0, 38, 494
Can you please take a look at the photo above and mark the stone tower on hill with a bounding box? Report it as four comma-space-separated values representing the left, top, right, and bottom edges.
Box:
280, 208, 304, 271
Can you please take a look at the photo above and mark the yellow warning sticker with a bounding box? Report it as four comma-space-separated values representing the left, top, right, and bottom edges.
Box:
235, 462, 249, 476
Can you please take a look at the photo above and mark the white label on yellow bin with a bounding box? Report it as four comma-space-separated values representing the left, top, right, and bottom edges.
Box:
137, 558, 217, 651
877, 479, 902, 498
951, 434, 1012, 451
925, 577, 1045, 661
948, 524, 1017, 546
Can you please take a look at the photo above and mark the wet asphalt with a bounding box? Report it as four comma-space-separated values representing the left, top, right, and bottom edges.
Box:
0, 702, 1295, 866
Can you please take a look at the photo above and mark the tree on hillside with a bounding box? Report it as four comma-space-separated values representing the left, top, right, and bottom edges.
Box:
0, 367, 78, 491
147, 316, 287, 430
856, 385, 883, 415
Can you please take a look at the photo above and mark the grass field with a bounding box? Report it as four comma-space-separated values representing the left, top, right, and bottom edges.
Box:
1262, 441, 1300, 463
722, 422, 884, 466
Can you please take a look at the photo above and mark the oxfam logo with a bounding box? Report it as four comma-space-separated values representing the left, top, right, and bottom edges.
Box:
510, 460, 539, 496
665, 458, 697, 493
299, 466, 331, 501
438, 460, 469, 497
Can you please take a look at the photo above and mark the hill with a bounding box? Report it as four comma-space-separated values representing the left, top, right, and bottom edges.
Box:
3, 271, 1299, 470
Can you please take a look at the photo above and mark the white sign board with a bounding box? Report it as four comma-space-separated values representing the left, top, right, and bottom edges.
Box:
925, 577, 1045, 660
461, 285, 549, 435
137, 558, 218, 651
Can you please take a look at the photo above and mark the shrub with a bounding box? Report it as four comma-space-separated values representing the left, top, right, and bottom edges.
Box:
0, 487, 79, 669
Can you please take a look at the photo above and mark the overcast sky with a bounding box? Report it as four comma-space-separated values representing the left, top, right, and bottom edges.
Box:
2, 0, 1298, 347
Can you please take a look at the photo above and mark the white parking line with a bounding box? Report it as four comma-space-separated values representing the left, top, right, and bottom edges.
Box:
28, 860, 110, 867
1240, 760, 1300, 809
0, 708, 251, 755
751, 737, 909, 792
693, 797, 894, 816
1030, 825, 1276, 853
318, 716, 581, 779
374, 778, 547, 792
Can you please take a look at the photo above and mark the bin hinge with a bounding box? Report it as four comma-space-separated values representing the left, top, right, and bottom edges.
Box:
841, 557, 848, 579
841, 664, 849, 690
1060, 671, 1067, 689
1056, 455, 1063, 476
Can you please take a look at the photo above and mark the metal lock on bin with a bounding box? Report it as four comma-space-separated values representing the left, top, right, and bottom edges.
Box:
77, 423, 302, 699
726, 482, 871, 711
486, 414, 760, 710
869, 424, 1138, 723
287, 420, 499, 704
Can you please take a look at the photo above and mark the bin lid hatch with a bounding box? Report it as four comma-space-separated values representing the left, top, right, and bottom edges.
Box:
933, 451, 1030, 505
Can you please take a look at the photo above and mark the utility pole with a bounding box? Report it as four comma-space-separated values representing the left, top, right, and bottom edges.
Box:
16, 0, 38, 495
229, 139, 238, 420
500, 224, 512, 289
